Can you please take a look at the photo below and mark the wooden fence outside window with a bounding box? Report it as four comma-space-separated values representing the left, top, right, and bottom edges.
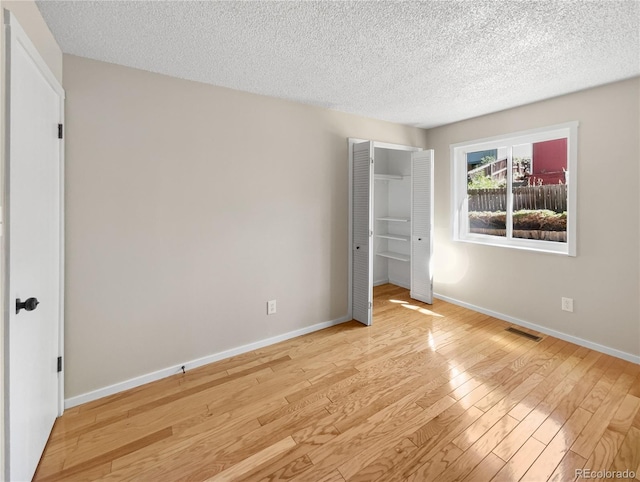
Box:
468, 184, 567, 213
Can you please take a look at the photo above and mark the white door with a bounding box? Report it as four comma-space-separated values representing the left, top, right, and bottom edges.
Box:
352, 141, 373, 325
5, 12, 64, 481
410, 150, 434, 304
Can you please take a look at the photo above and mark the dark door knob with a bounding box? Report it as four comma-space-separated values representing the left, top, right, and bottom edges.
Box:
16, 297, 39, 314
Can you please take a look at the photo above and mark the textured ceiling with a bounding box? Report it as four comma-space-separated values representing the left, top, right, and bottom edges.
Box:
36, 0, 640, 128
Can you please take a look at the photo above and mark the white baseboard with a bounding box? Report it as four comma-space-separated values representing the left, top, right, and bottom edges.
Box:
374, 279, 410, 290
64, 315, 351, 409
434, 293, 640, 365
389, 278, 410, 290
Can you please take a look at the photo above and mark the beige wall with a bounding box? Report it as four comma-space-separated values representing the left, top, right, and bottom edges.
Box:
1, 0, 63, 475
62, 57, 640, 399
428, 78, 640, 358
63, 54, 428, 398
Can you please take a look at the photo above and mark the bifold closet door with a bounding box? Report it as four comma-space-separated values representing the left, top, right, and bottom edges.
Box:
352, 141, 373, 325
411, 150, 434, 304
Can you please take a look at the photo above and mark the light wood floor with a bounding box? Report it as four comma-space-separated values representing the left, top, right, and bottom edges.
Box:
35, 284, 640, 481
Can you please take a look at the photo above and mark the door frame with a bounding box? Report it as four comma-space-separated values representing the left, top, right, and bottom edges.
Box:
347, 138, 423, 323
3, 8, 66, 473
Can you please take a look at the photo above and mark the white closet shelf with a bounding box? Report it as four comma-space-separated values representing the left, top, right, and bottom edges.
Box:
376, 233, 410, 242
376, 251, 410, 262
376, 217, 410, 222
374, 174, 410, 181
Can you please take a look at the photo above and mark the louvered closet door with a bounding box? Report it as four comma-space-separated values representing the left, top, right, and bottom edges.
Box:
411, 150, 434, 304
352, 142, 373, 325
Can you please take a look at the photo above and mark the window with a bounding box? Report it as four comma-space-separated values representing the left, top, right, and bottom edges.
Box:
451, 122, 577, 256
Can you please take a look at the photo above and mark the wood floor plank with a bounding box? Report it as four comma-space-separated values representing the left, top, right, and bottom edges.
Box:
328, 372, 435, 433
62, 402, 209, 468
33, 285, 640, 482
334, 395, 457, 480
296, 389, 441, 481
628, 372, 640, 398
582, 429, 625, 477
521, 407, 593, 481
609, 426, 640, 476
547, 450, 586, 482
183, 404, 330, 480
246, 444, 315, 481
102, 377, 309, 479
608, 394, 640, 434
345, 438, 418, 482
530, 350, 607, 444
461, 452, 505, 482
580, 358, 627, 413
373, 406, 485, 482
492, 348, 595, 462
405, 441, 463, 481
492, 436, 546, 481
435, 414, 520, 482
105, 408, 263, 479
110, 401, 327, 481
206, 435, 297, 481
452, 373, 544, 451
571, 372, 637, 458
284, 367, 360, 403
507, 342, 584, 421
497, 406, 550, 461
37, 428, 172, 482
634, 404, 640, 430
314, 469, 347, 482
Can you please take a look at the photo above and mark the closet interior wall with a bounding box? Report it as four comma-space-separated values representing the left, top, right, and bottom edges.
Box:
373, 147, 412, 290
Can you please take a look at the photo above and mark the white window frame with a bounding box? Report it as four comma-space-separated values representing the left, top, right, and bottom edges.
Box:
451, 122, 578, 256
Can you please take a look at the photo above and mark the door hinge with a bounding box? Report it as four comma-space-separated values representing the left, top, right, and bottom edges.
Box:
370, 157, 374, 164
369, 230, 373, 237
369, 302, 372, 309
58, 124, 63, 139
57, 356, 62, 373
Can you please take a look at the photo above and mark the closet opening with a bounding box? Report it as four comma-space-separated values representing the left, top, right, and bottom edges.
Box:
349, 139, 434, 326
373, 147, 412, 292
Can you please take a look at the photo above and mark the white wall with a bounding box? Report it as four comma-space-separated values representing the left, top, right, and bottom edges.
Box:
62, 54, 428, 399
428, 78, 640, 360
0, 0, 63, 475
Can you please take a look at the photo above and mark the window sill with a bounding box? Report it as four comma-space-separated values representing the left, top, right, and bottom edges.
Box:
454, 234, 575, 256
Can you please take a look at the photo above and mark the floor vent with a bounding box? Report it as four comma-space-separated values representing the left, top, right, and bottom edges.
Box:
506, 327, 542, 342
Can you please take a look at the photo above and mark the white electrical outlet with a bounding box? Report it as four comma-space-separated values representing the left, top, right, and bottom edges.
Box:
561, 297, 574, 313
267, 299, 277, 315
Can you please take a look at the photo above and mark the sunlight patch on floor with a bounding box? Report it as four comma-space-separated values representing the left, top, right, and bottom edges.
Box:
428, 331, 436, 351
401, 303, 444, 317
448, 365, 461, 378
